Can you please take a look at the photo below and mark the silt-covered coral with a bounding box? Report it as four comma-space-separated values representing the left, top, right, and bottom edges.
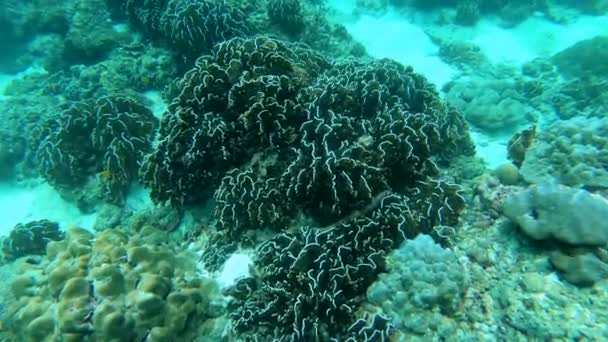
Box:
367, 234, 469, 336
501, 182, 608, 246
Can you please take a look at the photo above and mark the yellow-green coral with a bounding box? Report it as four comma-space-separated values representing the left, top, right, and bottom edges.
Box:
5, 226, 226, 341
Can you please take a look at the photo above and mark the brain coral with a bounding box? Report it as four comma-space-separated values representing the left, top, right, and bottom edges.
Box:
35, 95, 157, 203
519, 116, 608, 188
4, 226, 227, 341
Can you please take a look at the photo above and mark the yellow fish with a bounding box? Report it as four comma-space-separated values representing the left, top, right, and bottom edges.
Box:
99, 170, 112, 178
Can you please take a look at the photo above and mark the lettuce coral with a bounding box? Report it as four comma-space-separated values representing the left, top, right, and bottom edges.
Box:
35, 95, 157, 203
519, 116, 608, 189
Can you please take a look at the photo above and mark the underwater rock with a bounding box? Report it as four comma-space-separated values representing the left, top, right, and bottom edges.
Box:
550, 251, 608, 286
501, 182, 608, 246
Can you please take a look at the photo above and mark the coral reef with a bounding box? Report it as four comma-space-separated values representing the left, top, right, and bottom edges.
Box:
551, 36, 608, 80
519, 116, 608, 188
367, 234, 469, 336
229, 185, 466, 340
550, 251, 608, 286
391, 0, 549, 26
132, 36, 477, 340
140, 36, 331, 205
229, 0, 367, 59
1, 0, 128, 72
501, 182, 608, 246
0, 220, 64, 263
444, 73, 538, 133
35, 95, 158, 203
4, 226, 228, 341
267, 0, 306, 35
199, 231, 238, 272
229, 193, 419, 340
111, 0, 252, 58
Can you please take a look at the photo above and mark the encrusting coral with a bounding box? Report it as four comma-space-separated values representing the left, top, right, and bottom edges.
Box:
5, 225, 227, 341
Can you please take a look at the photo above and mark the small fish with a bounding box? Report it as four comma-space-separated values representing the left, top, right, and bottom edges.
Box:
98, 170, 112, 178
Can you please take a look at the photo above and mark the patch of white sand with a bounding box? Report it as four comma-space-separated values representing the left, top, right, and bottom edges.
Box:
0, 74, 17, 102
470, 131, 510, 170
343, 11, 458, 89
216, 252, 253, 289
0, 182, 97, 236
473, 14, 608, 65
143, 90, 167, 119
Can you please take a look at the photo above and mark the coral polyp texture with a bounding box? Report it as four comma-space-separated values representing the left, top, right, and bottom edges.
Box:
5, 226, 227, 341
367, 234, 469, 336
267, 0, 305, 35
35, 95, 157, 203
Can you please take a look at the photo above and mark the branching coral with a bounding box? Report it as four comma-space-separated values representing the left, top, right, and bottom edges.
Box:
36, 95, 157, 202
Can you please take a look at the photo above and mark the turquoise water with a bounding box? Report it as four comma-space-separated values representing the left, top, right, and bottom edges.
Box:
0, 0, 607, 340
